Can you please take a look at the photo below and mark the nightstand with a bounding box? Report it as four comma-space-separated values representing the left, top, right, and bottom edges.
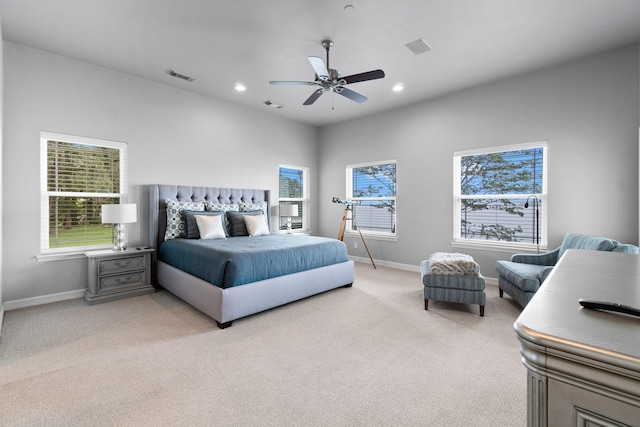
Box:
84, 248, 154, 305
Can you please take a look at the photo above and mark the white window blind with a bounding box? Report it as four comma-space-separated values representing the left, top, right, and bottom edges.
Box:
346, 160, 396, 236
453, 141, 547, 250
278, 165, 309, 232
40, 132, 128, 253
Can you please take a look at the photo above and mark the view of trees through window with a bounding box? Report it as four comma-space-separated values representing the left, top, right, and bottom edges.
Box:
278, 166, 305, 231
44, 137, 125, 250
348, 162, 396, 235
457, 144, 545, 244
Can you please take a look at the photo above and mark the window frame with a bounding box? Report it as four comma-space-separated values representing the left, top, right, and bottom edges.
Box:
453, 141, 547, 252
345, 159, 397, 240
39, 132, 128, 257
278, 164, 310, 233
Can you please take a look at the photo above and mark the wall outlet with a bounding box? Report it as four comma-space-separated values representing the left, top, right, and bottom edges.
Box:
354, 241, 358, 249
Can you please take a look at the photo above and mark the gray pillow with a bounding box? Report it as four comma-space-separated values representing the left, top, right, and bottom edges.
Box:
226, 210, 264, 237
182, 210, 225, 239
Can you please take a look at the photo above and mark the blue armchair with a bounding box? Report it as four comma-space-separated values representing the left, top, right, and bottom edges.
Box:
495, 233, 639, 307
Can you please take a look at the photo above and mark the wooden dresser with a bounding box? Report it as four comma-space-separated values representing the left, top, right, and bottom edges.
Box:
514, 249, 640, 427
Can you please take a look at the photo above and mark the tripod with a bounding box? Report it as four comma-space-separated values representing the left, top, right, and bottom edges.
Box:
337, 205, 376, 269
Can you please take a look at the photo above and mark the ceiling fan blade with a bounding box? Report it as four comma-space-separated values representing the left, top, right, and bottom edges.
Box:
340, 69, 385, 85
335, 87, 368, 103
308, 56, 329, 80
269, 81, 316, 85
303, 89, 324, 105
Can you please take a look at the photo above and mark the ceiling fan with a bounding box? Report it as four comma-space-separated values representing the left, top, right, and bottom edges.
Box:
269, 39, 385, 105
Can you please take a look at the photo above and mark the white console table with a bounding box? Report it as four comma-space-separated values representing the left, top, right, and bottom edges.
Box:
514, 249, 640, 427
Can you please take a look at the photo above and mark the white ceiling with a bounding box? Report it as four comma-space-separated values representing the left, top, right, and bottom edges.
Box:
2, 0, 640, 127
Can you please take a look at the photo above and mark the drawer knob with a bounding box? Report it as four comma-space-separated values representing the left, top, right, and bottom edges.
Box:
115, 260, 133, 268
116, 276, 133, 284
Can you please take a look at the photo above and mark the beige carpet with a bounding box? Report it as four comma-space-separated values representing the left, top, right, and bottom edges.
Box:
0, 263, 526, 426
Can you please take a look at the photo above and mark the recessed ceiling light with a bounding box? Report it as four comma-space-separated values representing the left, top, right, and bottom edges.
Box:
393, 83, 404, 92
235, 83, 246, 92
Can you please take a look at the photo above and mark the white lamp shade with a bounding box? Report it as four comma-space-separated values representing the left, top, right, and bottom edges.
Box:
279, 204, 299, 217
102, 204, 137, 224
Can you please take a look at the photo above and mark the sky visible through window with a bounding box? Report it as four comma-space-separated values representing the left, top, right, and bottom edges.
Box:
350, 163, 396, 234
279, 167, 304, 230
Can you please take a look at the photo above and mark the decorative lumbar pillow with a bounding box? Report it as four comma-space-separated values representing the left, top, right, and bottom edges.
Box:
244, 214, 270, 237
239, 201, 268, 217
195, 214, 227, 240
205, 202, 239, 213
164, 199, 205, 241
183, 210, 225, 239
205, 202, 239, 230
226, 210, 264, 237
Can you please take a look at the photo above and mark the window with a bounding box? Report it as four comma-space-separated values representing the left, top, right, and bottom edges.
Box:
346, 160, 396, 237
278, 165, 309, 232
40, 132, 128, 254
453, 142, 547, 250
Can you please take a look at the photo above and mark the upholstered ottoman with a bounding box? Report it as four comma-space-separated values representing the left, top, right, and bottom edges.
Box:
421, 253, 486, 316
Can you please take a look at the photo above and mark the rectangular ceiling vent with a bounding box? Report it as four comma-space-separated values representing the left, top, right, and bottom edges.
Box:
405, 38, 432, 56
264, 100, 284, 109
168, 70, 194, 82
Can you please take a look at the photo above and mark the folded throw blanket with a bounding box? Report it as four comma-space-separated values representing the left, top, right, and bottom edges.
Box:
429, 252, 480, 276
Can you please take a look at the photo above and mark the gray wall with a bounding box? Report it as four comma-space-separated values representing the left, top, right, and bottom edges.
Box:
2, 42, 319, 302
0, 18, 4, 329
2, 41, 639, 304
318, 46, 640, 277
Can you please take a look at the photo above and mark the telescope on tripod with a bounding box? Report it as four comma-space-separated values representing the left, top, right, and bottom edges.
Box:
332, 197, 376, 268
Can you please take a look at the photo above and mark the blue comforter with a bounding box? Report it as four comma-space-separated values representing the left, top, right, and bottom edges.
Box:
158, 234, 349, 288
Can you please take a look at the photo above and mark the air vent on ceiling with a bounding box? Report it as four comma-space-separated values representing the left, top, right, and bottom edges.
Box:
404, 38, 432, 56
168, 70, 195, 82
264, 100, 284, 109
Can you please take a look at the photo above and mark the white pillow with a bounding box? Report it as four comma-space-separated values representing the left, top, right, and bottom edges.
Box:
244, 214, 270, 237
195, 214, 227, 240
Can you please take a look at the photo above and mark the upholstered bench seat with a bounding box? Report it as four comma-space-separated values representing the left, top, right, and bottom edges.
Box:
421, 258, 486, 317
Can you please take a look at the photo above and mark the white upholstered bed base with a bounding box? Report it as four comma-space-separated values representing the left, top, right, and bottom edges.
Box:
157, 260, 354, 328
149, 184, 355, 328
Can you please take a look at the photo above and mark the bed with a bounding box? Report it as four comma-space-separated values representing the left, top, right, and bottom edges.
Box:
148, 184, 355, 328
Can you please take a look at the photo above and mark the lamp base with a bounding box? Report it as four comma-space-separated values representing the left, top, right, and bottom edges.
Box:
286, 218, 292, 234
112, 223, 128, 251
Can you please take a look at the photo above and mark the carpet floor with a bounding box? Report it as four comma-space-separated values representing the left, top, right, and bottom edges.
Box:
0, 263, 526, 426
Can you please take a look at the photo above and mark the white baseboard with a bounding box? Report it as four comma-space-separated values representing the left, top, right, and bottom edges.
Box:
350, 255, 421, 272
1, 260, 500, 313
4, 289, 85, 311
349, 255, 499, 286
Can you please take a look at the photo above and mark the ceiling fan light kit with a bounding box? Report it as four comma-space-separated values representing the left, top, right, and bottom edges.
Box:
269, 39, 385, 106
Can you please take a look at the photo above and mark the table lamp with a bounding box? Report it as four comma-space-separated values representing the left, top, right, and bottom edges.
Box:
101, 203, 137, 251
279, 204, 299, 234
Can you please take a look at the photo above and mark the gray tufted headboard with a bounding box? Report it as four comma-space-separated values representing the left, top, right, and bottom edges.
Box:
148, 184, 270, 251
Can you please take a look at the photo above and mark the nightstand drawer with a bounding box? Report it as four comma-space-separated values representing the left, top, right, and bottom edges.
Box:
98, 255, 146, 275
99, 270, 147, 291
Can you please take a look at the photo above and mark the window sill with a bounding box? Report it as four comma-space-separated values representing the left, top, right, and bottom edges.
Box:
344, 231, 397, 242
37, 252, 87, 262
451, 239, 547, 254
37, 245, 113, 262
